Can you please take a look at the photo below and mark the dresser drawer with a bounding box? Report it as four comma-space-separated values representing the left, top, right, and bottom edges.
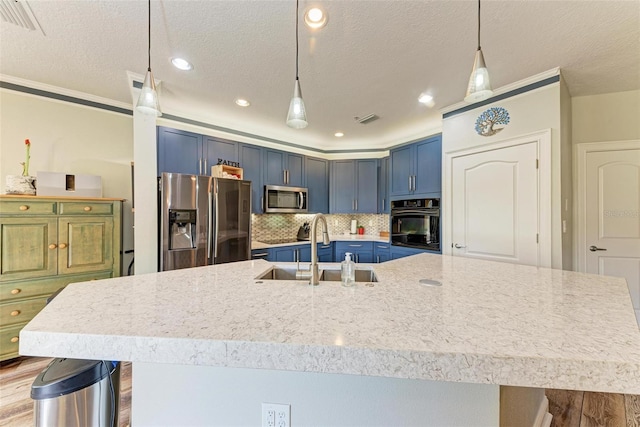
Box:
59, 202, 113, 215
0, 271, 113, 302
0, 201, 56, 215
0, 323, 26, 360
0, 296, 48, 327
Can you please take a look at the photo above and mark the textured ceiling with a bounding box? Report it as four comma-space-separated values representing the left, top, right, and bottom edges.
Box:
1, 0, 639, 151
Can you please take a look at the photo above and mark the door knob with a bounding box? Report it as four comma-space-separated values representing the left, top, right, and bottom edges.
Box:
454, 243, 466, 249
589, 245, 607, 252
59, 243, 68, 249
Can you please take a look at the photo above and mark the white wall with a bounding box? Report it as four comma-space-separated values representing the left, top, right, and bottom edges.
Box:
0, 90, 135, 272
572, 89, 640, 144
442, 83, 566, 269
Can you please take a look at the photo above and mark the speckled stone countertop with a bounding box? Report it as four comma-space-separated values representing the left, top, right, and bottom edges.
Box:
251, 234, 389, 249
20, 254, 640, 394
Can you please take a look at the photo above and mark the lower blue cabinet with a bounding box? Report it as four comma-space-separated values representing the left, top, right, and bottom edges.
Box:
374, 243, 391, 263
335, 241, 374, 263
251, 249, 271, 260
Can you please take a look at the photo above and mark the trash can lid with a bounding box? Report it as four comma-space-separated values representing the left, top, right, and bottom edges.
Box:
31, 358, 110, 400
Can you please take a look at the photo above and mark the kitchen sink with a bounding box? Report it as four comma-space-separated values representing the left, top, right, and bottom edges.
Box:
256, 266, 378, 283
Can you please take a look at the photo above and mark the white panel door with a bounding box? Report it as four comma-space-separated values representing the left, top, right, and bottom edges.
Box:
584, 148, 640, 324
451, 142, 539, 266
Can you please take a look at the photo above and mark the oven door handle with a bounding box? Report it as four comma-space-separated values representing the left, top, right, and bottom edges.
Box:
391, 209, 439, 216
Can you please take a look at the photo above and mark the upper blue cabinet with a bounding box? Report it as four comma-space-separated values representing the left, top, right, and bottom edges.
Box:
389, 135, 441, 199
330, 159, 378, 214
204, 137, 239, 173
305, 156, 329, 213
378, 157, 389, 213
263, 149, 305, 187
239, 143, 263, 214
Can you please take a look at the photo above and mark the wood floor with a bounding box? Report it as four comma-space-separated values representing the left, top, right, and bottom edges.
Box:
0, 357, 131, 427
1, 357, 639, 426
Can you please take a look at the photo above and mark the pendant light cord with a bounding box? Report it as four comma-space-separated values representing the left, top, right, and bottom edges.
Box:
295, 0, 299, 81
477, 0, 481, 50
147, 0, 151, 72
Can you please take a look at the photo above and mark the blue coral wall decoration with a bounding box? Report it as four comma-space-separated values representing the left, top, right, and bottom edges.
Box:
475, 107, 510, 136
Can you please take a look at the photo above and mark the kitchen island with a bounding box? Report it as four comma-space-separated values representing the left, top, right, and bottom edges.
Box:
20, 254, 640, 426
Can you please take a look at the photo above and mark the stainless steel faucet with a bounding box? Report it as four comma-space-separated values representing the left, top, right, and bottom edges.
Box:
296, 213, 330, 285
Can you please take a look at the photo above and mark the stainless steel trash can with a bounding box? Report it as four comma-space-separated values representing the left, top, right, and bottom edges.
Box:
31, 358, 120, 427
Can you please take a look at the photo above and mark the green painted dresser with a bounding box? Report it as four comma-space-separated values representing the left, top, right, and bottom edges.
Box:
0, 195, 122, 361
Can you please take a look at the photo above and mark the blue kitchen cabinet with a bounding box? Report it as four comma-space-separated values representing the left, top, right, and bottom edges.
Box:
157, 126, 202, 175
239, 143, 263, 213
374, 242, 391, 263
330, 159, 378, 214
264, 149, 305, 187
334, 241, 374, 264
305, 156, 329, 213
251, 248, 271, 260
390, 245, 428, 260
389, 135, 442, 199
204, 137, 239, 174
298, 243, 334, 263
271, 246, 298, 262
378, 157, 389, 214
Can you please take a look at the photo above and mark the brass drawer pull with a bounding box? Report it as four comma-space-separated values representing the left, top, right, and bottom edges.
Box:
19, 205, 29, 211
49, 243, 57, 250
59, 243, 68, 249
83, 206, 92, 212
10, 336, 19, 343
11, 289, 21, 295
10, 310, 20, 316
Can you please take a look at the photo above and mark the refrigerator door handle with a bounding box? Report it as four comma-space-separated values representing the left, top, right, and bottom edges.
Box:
207, 188, 212, 258
214, 180, 219, 260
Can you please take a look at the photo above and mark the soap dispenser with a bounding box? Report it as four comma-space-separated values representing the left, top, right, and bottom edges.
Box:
341, 252, 355, 287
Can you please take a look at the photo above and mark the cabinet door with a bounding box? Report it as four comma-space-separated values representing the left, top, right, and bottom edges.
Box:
204, 137, 239, 175
297, 245, 311, 262
317, 243, 334, 262
306, 157, 329, 213
389, 145, 414, 197
414, 136, 442, 196
264, 149, 286, 185
374, 243, 390, 263
286, 153, 305, 187
251, 249, 270, 260
356, 160, 378, 213
58, 217, 114, 275
330, 160, 355, 213
157, 127, 202, 175
239, 143, 263, 213
378, 157, 389, 214
271, 247, 296, 262
0, 217, 57, 281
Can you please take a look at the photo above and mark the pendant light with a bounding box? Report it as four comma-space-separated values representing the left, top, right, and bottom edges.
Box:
136, 0, 162, 116
286, 0, 308, 129
464, 0, 493, 103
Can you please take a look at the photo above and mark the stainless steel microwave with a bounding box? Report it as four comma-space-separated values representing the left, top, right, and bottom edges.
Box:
264, 185, 308, 213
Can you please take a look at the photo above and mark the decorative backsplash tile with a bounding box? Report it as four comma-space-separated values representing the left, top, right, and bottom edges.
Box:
252, 214, 389, 242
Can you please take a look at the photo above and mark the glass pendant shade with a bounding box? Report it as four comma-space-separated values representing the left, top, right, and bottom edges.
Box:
464, 48, 493, 103
286, 80, 308, 129
136, 69, 162, 116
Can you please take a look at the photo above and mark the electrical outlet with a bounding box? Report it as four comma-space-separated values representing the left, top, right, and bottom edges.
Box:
334, 219, 338, 226
262, 403, 290, 427
368, 220, 373, 226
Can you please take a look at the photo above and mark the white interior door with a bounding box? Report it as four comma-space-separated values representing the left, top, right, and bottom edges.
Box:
578, 143, 640, 325
451, 142, 540, 266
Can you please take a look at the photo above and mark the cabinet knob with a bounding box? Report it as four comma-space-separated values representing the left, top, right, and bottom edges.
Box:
11, 288, 21, 295
59, 243, 68, 249
19, 205, 29, 211
10, 310, 21, 317
49, 243, 57, 250
83, 206, 92, 212
10, 336, 19, 343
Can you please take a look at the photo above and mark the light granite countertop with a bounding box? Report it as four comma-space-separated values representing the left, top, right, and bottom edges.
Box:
251, 234, 389, 249
20, 254, 640, 394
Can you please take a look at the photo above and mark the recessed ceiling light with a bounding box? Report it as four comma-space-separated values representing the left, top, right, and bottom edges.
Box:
171, 57, 193, 71
334, 132, 344, 137
418, 93, 435, 107
235, 98, 251, 107
305, 7, 328, 29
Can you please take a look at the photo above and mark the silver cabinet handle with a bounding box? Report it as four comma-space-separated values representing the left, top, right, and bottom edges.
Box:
355, 254, 359, 263
382, 198, 385, 211
355, 199, 358, 211
253, 252, 269, 257
408, 175, 412, 191
376, 255, 380, 263
349, 244, 362, 247
454, 243, 466, 249
283, 170, 287, 184
352, 200, 355, 211
204, 158, 207, 174
589, 245, 607, 252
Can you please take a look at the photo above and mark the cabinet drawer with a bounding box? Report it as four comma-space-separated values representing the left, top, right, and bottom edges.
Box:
0, 271, 112, 302
0, 201, 56, 215
335, 241, 374, 251
0, 296, 47, 327
0, 322, 26, 360
59, 202, 113, 215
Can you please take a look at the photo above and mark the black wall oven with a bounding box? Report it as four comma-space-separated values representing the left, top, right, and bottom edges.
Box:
391, 198, 440, 251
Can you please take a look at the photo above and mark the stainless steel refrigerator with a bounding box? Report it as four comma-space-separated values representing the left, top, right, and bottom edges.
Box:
159, 172, 251, 271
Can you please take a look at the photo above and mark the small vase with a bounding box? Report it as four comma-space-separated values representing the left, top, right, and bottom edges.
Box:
5, 175, 37, 195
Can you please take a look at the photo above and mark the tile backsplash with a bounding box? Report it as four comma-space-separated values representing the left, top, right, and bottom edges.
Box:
252, 214, 390, 242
